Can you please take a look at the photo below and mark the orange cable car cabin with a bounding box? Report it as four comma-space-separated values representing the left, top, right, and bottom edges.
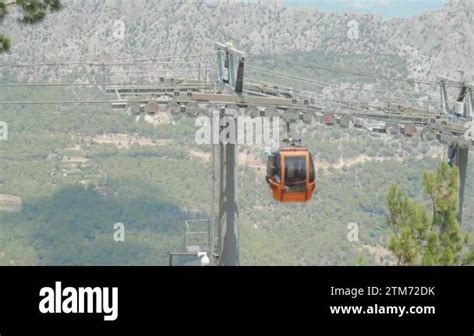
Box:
266, 147, 316, 203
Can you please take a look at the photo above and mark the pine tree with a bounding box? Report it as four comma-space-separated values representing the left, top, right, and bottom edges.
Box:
386, 161, 474, 266
0, 0, 62, 53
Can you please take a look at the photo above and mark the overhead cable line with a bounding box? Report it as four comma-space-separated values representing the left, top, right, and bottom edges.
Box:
248, 54, 442, 86
246, 64, 438, 98
0, 54, 214, 68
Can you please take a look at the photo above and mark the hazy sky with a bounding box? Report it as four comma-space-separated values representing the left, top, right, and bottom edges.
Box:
284, 0, 447, 17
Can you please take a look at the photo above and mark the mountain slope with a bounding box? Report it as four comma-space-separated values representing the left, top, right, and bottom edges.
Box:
1, 0, 472, 81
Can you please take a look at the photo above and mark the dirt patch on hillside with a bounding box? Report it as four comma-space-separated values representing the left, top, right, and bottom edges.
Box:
318, 155, 402, 172
189, 150, 211, 162
91, 134, 173, 149
0, 195, 22, 213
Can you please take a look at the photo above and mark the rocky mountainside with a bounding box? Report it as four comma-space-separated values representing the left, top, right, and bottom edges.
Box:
0, 0, 472, 81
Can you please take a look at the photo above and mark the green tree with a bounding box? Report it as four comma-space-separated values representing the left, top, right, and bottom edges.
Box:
387, 161, 474, 266
0, 0, 62, 53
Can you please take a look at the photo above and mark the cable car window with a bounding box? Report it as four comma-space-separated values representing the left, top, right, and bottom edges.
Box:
267, 153, 281, 183
266, 155, 274, 176
284, 156, 307, 192
274, 153, 281, 183
309, 153, 315, 183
